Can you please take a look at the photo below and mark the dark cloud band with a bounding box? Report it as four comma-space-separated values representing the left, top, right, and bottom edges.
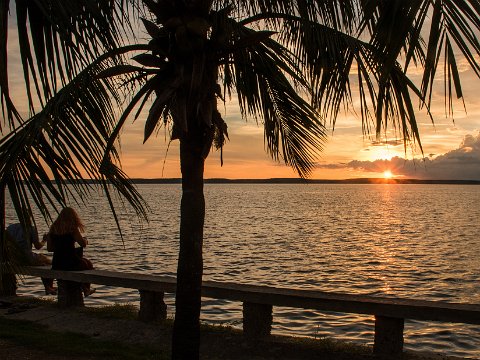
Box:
316, 133, 480, 180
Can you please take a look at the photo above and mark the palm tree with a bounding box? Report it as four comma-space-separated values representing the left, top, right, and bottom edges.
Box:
1, 1, 479, 359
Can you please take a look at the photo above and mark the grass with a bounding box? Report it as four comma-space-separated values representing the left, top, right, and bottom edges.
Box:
0, 300, 372, 360
80, 302, 139, 320
0, 316, 168, 360
15, 295, 56, 305
0, 299, 442, 360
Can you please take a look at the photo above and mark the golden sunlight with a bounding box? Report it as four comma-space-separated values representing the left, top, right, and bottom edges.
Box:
383, 170, 393, 179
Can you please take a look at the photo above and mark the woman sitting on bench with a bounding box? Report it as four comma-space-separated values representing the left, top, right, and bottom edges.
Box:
46, 207, 95, 297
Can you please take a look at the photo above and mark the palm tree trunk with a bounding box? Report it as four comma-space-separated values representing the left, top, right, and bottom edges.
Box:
0, 183, 16, 296
172, 138, 206, 360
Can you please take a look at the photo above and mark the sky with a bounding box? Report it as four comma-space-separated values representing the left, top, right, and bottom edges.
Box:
111, 67, 480, 180
4, 11, 480, 181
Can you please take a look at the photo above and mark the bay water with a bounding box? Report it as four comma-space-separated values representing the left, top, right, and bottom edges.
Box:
8, 184, 480, 358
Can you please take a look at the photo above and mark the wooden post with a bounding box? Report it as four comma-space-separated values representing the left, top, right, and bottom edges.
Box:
374, 315, 404, 356
57, 280, 84, 307
139, 290, 167, 322
243, 302, 273, 339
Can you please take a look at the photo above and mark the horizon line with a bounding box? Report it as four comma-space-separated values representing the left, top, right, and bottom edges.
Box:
126, 178, 480, 184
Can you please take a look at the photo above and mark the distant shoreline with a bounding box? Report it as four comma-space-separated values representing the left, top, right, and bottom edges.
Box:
129, 178, 480, 185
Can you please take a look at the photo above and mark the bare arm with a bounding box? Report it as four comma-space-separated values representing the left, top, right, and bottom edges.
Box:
73, 228, 88, 247
31, 229, 43, 250
32, 237, 43, 250
45, 234, 54, 252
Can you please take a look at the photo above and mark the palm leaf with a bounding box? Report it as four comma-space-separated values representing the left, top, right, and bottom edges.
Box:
233, 0, 358, 31
360, 0, 480, 114
0, 0, 140, 129
223, 22, 326, 177
0, 45, 150, 240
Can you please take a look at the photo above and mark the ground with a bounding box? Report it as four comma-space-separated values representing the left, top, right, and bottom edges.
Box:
0, 296, 465, 360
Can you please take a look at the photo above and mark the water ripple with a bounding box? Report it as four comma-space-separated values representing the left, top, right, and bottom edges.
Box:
9, 184, 480, 358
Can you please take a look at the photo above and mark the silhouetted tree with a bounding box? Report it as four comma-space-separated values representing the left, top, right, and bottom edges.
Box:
1, 1, 479, 358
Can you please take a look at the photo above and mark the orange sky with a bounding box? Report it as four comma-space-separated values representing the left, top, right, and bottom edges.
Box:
116, 77, 480, 180
4, 19, 480, 180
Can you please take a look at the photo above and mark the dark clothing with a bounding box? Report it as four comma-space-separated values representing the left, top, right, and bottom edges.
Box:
51, 233, 84, 271
6, 223, 37, 263
50, 232, 94, 295
7, 223, 54, 291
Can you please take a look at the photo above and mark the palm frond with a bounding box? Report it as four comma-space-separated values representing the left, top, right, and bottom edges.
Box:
360, 0, 480, 114
229, 10, 372, 130
0, 45, 150, 238
223, 21, 326, 177
375, 65, 429, 153
271, 11, 435, 149
233, 0, 359, 32
0, 0, 140, 130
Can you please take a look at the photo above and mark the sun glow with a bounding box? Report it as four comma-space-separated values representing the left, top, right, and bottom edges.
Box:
383, 170, 393, 179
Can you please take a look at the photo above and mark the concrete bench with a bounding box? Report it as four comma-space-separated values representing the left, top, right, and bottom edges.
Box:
17, 266, 480, 357
18, 266, 174, 322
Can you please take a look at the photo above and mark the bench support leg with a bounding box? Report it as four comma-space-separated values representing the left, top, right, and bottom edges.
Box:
243, 302, 272, 339
139, 290, 167, 322
374, 315, 404, 356
57, 280, 84, 307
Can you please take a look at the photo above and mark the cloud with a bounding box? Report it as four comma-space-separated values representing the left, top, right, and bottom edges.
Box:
316, 132, 480, 180
370, 139, 405, 147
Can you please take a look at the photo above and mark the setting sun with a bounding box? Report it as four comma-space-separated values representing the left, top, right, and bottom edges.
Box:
383, 170, 393, 179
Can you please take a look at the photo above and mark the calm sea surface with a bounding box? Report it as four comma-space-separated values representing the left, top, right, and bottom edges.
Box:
8, 184, 480, 358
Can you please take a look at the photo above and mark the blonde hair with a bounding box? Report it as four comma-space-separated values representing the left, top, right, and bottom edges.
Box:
49, 207, 85, 235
